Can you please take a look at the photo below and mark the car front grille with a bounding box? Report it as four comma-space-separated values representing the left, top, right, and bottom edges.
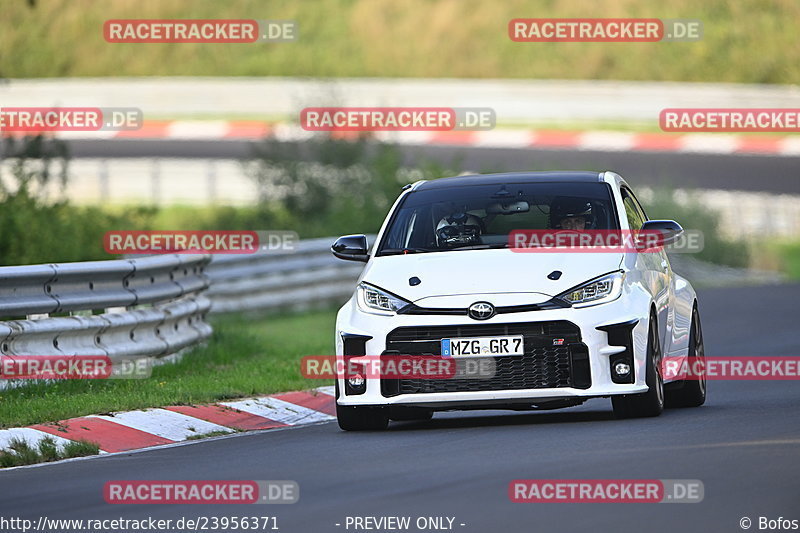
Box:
381, 321, 589, 396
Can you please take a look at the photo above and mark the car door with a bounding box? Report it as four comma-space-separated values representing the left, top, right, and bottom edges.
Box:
620, 187, 674, 354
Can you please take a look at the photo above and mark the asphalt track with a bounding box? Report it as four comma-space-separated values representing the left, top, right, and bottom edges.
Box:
2, 283, 799, 533
50, 139, 800, 194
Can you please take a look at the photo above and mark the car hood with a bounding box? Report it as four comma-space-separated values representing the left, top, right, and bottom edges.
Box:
361, 248, 623, 302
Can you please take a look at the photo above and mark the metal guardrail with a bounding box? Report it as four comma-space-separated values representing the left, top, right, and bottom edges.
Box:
0, 254, 212, 363
205, 236, 369, 314
0, 237, 370, 375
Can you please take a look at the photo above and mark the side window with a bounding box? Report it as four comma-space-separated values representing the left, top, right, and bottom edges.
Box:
629, 189, 649, 221
382, 209, 413, 250
621, 189, 646, 230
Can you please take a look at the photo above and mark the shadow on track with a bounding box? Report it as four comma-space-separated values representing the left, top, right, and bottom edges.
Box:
386, 406, 615, 432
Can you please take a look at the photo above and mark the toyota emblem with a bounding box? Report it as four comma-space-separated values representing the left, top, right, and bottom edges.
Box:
468, 302, 495, 320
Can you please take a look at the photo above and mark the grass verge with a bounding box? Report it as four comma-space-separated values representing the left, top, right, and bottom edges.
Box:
751, 239, 800, 281
777, 243, 800, 280
0, 309, 336, 429
4, 0, 798, 83
0, 437, 100, 468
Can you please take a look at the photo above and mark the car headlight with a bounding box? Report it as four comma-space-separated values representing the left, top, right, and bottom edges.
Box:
557, 271, 625, 307
357, 282, 410, 315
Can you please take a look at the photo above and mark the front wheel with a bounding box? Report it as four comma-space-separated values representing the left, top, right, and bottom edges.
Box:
612, 313, 664, 419
335, 382, 389, 431
666, 306, 707, 408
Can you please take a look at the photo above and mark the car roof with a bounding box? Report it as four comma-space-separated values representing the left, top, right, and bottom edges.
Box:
413, 171, 604, 191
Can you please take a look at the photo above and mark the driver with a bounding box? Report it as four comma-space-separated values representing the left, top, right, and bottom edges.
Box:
549, 198, 595, 231
435, 211, 483, 248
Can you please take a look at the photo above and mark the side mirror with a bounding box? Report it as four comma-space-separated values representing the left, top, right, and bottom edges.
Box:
640, 220, 684, 246
331, 234, 369, 262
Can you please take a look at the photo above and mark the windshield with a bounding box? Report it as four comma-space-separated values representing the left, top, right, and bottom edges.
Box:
377, 181, 618, 255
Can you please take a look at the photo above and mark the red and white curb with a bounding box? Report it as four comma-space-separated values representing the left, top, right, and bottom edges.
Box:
40, 121, 800, 156
0, 386, 336, 457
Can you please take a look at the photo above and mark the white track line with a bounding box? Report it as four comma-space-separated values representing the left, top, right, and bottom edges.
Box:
221, 396, 334, 425
679, 134, 738, 154
316, 385, 336, 397
779, 137, 800, 155
88, 409, 233, 441
579, 131, 636, 151
167, 120, 230, 139
0, 427, 85, 453
473, 130, 533, 148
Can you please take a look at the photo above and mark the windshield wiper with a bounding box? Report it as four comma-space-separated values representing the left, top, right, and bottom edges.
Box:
379, 248, 436, 256
448, 243, 510, 251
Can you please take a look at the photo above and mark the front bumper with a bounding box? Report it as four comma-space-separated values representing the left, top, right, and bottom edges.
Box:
335, 291, 651, 408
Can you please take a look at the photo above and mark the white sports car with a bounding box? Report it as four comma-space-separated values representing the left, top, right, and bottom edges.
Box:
331, 171, 706, 430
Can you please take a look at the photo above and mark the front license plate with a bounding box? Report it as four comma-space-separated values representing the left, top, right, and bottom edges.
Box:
441, 335, 524, 357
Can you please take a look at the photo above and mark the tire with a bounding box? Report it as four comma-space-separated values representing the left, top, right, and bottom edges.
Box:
665, 306, 707, 408
612, 313, 665, 419
389, 407, 434, 422
335, 381, 389, 431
